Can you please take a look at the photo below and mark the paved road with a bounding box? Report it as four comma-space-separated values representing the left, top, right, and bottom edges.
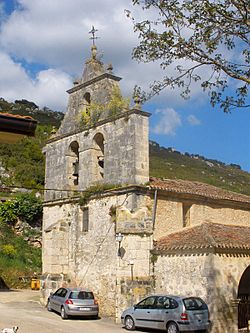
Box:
0, 289, 138, 333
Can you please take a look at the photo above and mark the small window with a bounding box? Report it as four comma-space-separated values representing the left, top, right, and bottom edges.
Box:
183, 297, 207, 311
54, 288, 63, 296
69, 291, 94, 300
82, 207, 89, 232
155, 296, 178, 309
183, 203, 191, 227
136, 296, 156, 309
60, 289, 67, 298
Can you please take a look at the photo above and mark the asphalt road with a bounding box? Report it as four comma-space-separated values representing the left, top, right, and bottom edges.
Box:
0, 289, 133, 333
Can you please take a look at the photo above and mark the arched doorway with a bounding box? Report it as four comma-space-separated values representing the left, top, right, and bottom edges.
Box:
238, 266, 250, 330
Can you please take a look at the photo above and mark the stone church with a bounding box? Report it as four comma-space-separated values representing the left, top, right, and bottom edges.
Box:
42, 42, 250, 333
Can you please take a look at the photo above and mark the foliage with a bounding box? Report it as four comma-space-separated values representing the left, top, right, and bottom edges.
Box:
0, 200, 18, 225
1, 244, 17, 257
130, 0, 250, 112
107, 86, 130, 116
0, 224, 41, 288
0, 124, 54, 188
0, 98, 64, 126
0, 193, 42, 226
15, 193, 43, 225
80, 86, 130, 126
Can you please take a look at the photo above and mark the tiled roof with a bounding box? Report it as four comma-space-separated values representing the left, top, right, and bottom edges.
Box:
0, 113, 34, 120
154, 222, 250, 253
149, 177, 250, 204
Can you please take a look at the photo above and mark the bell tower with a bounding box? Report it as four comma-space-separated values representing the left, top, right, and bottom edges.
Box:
43, 34, 150, 201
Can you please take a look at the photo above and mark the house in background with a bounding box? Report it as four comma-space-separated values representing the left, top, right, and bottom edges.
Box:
0, 112, 37, 144
42, 42, 250, 333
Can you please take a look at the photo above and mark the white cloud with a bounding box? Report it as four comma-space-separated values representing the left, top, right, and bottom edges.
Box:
187, 114, 201, 126
151, 108, 182, 136
0, 51, 72, 111
0, 0, 210, 111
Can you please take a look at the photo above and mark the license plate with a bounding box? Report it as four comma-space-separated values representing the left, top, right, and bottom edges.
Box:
80, 307, 91, 311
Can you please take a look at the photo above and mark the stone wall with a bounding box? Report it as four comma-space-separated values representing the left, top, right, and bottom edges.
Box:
44, 110, 149, 202
190, 203, 250, 227
154, 198, 183, 240
154, 195, 250, 240
154, 252, 250, 333
42, 190, 154, 318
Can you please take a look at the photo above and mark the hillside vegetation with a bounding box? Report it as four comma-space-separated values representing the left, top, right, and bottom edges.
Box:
0, 193, 42, 288
150, 142, 250, 196
0, 98, 64, 189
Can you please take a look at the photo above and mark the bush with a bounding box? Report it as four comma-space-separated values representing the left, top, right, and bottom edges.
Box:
0, 193, 42, 226
15, 193, 42, 226
2, 244, 17, 257
0, 200, 18, 225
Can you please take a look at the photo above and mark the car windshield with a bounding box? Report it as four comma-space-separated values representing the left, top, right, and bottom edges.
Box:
69, 291, 94, 300
183, 297, 207, 311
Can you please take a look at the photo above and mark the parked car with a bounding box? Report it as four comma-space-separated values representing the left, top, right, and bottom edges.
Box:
47, 287, 99, 319
121, 294, 211, 333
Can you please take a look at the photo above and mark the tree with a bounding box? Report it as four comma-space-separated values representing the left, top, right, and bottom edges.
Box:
129, 0, 250, 112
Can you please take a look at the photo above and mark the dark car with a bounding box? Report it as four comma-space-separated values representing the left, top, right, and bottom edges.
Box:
47, 287, 99, 319
121, 294, 211, 333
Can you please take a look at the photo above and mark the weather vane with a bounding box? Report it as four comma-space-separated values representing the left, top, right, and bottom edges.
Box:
89, 26, 99, 46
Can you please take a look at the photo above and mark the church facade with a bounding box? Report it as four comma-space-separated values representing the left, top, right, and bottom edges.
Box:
42, 43, 250, 333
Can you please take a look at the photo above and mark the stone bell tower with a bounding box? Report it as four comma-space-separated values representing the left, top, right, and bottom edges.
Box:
43, 40, 150, 200
42, 35, 152, 317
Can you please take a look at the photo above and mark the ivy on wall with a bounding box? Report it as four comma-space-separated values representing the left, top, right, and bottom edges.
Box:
80, 86, 130, 127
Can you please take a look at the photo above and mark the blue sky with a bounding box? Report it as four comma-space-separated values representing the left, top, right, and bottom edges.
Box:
0, 0, 249, 172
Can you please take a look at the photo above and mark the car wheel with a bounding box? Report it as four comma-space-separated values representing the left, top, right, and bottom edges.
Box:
47, 300, 52, 312
166, 322, 179, 333
61, 306, 68, 320
124, 316, 135, 330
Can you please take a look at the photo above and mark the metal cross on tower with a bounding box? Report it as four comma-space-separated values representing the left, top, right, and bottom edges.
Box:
89, 26, 99, 46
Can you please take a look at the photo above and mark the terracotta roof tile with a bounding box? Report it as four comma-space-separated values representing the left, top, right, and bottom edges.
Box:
154, 222, 250, 253
149, 177, 250, 204
0, 113, 34, 120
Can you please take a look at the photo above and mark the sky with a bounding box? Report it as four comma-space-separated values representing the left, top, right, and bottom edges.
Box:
0, 0, 249, 172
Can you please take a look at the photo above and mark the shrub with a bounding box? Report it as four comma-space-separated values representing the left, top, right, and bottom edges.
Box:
2, 244, 17, 257
0, 200, 18, 225
0, 193, 42, 227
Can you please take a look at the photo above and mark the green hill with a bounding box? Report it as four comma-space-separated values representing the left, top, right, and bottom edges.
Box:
149, 141, 250, 196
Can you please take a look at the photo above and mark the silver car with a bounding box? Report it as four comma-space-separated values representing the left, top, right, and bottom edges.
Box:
47, 287, 99, 319
121, 294, 210, 333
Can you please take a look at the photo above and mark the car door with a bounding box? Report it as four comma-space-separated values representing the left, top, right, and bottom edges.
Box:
51, 288, 66, 312
134, 296, 158, 329
49, 288, 62, 311
154, 296, 180, 329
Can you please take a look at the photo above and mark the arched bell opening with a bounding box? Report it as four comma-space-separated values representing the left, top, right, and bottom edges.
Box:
93, 133, 105, 181
66, 141, 79, 187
